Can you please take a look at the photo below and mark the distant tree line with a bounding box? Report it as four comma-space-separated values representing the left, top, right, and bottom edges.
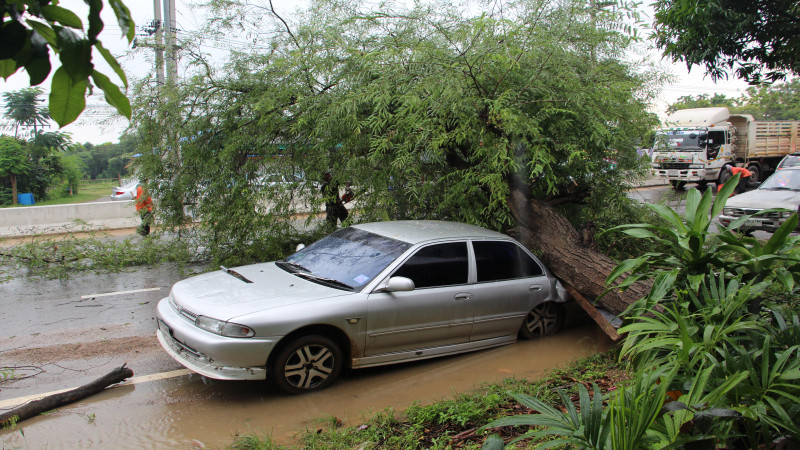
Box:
668, 79, 800, 120
0, 88, 137, 206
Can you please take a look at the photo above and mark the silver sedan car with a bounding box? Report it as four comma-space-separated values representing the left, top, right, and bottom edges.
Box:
156, 220, 569, 394
719, 167, 800, 233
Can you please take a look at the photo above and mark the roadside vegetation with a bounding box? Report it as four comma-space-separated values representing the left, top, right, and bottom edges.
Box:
229, 351, 627, 450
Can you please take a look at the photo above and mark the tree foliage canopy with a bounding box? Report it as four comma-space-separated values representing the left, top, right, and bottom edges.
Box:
652, 0, 800, 84
1, 0, 134, 126
667, 80, 800, 120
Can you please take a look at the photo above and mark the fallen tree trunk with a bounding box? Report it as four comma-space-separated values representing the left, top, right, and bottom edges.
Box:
507, 188, 651, 335
0, 365, 133, 427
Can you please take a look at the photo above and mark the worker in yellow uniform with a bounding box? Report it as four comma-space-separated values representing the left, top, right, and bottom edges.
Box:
135, 183, 154, 236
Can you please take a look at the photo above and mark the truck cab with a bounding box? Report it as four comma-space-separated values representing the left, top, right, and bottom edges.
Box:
650, 107, 736, 189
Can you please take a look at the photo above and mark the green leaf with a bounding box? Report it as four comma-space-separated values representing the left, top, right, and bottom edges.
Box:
25, 20, 58, 47
481, 435, 505, 450
25, 31, 51, 85
87, 0, 104, 43
91, 70, 131, 118
96, 41, 127, 87
49, 66, 88, 127
40, 6, 84, 29
0, 59, 19, 79
0, 20, 29, 59
108, 0, 136, 43
55, 26, 93, 81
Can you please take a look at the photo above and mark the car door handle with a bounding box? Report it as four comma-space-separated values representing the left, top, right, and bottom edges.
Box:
454, 293, 472, 301
529, 285, 543, 292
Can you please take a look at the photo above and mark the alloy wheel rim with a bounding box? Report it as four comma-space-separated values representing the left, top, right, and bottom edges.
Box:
283, 344, 335, 389
525, 303, 558, 336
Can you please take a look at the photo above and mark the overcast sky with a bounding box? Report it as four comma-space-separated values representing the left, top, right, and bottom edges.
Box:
0, 0, 752, 145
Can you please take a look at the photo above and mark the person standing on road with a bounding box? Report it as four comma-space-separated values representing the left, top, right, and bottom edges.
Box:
321, 172, 348, 229
722, 164, 752, 195
135, 182, 154, 236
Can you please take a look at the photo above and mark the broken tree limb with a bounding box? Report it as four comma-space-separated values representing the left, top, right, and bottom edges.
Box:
0, 365, 133, 427
563, 283, 622, 343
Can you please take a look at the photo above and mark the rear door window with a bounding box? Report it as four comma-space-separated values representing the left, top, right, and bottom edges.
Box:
473, 241, 544, 282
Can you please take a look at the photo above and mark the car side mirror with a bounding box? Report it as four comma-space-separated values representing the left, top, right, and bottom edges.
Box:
295, 243, 305, 252
377, 276, 415, 293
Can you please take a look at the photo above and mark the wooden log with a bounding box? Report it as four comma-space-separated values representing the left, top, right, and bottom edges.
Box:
563, 283, 622, 342
0, 365, 133, 427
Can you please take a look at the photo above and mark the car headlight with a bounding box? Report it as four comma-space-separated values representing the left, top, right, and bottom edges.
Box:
651, 163, 660, 169
782, 211, 793, 218
195, 315, 255, 338
689, 164, 703, 169
722, 208, 733, 215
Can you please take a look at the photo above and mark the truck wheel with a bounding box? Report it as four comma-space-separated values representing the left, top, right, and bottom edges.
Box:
671, 180, 686, 190
746, 164, 761, 184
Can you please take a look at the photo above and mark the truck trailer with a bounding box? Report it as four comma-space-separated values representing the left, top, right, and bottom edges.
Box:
650, 107, 800, 189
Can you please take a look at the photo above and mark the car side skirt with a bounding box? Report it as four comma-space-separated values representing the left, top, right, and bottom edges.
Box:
351, 335, 516, 369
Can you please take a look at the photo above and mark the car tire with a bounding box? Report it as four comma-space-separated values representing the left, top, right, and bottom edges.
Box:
519, 302, 564, 339
271, 335, 343, 394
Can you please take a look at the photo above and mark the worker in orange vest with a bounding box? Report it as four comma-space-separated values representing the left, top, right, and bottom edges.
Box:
722, 164, 752, 195
135, 182, 154, 236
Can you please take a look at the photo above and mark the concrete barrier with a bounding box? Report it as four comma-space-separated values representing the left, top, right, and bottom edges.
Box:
0, 201, 139, 237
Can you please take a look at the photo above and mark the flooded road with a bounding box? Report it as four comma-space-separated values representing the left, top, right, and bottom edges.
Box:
1, 261, 613, 448
1, 323, 611, 448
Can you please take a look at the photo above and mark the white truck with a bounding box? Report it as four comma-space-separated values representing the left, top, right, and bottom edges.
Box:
650, 107, 800, 189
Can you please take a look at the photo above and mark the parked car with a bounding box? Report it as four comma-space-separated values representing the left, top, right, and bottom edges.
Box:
156, 220, 569, 393
110, 180, 139, 201
776, 152, 800, 171
718, 167, 800, 233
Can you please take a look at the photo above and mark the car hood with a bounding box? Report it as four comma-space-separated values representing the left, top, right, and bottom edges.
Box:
171, 262, 350, 321
725, 189, 800, 211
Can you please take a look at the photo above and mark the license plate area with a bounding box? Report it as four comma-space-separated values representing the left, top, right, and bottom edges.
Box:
158, 319, 173, 337
667, 170, 680, 177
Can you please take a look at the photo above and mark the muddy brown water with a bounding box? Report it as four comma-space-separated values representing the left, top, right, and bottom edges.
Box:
0, 324, 611, 449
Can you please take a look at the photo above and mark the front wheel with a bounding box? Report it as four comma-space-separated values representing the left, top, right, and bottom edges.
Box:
271, 335, 344, 394
519, 302, 565, 339
746, 163, 761, 185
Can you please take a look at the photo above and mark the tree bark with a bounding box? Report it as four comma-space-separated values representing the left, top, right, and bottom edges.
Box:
507, 187, 650, 321
0, 365, 134, 427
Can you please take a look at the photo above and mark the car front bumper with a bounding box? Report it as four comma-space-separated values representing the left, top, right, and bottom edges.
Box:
651, 168, 707, 181
156, 298, 278, 380
718, 214, 797, 233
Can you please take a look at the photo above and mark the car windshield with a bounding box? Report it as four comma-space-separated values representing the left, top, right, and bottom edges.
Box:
654, 130, 707, 152
759, 170, 800, 191
778, 155, 800, 169
280, 227, 412, 292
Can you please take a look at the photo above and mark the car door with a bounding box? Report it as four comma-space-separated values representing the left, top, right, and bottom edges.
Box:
469, 240, 552, 341
364, 241, 474, 356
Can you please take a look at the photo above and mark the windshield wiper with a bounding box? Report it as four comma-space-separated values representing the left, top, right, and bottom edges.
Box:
276, 260, 309, 273
220, 265, 253, 283
294, 272, 354, 291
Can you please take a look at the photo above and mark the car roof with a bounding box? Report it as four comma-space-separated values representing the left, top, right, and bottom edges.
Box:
352, 220, 509, 245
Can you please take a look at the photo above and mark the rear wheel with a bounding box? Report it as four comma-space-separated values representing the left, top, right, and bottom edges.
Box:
271, 335, 343, 394
519, 302, 565, 339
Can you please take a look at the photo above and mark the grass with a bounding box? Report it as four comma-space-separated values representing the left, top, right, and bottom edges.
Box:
2, 180, 117, 207
229, 350, 627, 450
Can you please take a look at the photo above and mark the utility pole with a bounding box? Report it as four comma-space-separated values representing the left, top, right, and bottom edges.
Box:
154, 0, 165, 86
163, 0, 178, 85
